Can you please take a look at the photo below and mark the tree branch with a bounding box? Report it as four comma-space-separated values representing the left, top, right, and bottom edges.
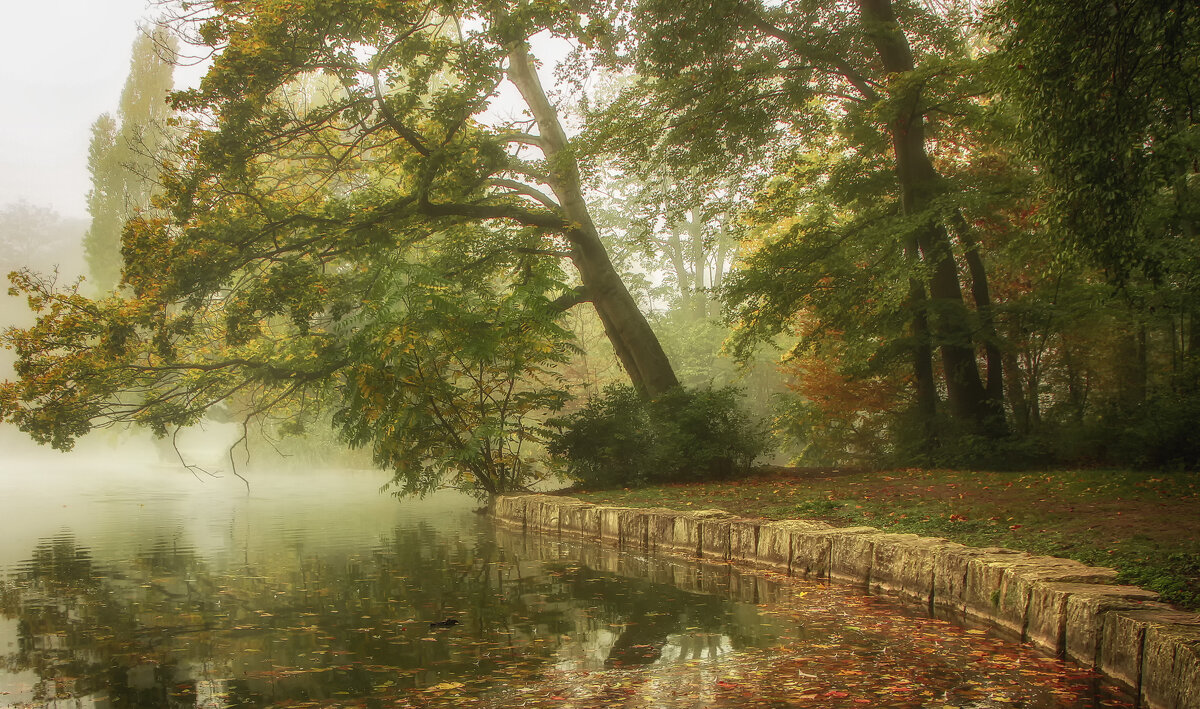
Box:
741, 8, 879, 102
496, 131, 546, 149
371, 72, 432, 157
489, 178, 562, 210
550, 286, 589, 312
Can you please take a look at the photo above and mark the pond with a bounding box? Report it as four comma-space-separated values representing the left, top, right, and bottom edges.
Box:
0, 462, 1136, 708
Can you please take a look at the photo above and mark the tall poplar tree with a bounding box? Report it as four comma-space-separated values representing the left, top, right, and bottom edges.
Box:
83, 28, 177, 292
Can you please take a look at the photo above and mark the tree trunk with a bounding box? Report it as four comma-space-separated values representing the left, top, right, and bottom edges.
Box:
952, 211, 1005, 404
665, 228, 691, 304
857, 0, 1004, 435
507, 44, 680, 396
904, 237, 939, 447
687, 208, 707, 319
1178, 173, 1199, 362
1191, 311, 1200, 359
1062, 343, 1087, 421
1135, 324, 1148, 403
712, 222, 732, 320
1003, 349, 1029, 435
1025, 347, 1042, 426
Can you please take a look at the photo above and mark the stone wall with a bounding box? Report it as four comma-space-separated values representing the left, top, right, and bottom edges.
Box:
493, 494, 1200, 709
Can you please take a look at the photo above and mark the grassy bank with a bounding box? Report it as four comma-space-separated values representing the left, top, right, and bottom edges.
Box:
570, 467, 1200, 611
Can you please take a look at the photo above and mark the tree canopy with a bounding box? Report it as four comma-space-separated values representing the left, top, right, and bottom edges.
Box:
4, 0, 679, 497
3, 0, 1199, 488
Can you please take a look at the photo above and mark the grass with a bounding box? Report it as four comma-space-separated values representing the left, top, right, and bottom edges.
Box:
569, 467, 1200, 611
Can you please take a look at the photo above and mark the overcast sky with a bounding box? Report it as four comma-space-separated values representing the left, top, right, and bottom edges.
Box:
1, 0, 163, 219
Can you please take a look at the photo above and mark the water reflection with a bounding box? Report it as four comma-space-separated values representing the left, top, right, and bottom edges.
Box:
0, 523, 751, 706
0, 469, 1134, 708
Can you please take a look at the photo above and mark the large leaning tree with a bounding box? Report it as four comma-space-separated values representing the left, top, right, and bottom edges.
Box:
597, 0, 1007, 445
0, 0, 678, 498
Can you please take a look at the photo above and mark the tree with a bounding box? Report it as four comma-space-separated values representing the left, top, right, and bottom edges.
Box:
986, 0, 1200, 467
994, 0, 1200, 373
2, 0, 678, 497
0, 202, 85, 275
994, 0, 1199, 285
82, 28, 178, 292
603, 0, 1007, 443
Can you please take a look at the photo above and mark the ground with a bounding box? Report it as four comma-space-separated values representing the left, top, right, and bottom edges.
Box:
570, 467, 1200, 611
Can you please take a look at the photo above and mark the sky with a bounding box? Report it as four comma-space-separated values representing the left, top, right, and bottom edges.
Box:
0, 0, 166, 220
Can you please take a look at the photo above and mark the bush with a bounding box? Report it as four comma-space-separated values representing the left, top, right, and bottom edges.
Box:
549, 385, 769, 489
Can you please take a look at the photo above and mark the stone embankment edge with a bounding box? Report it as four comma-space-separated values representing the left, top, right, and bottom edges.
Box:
492, 494, 1200, 709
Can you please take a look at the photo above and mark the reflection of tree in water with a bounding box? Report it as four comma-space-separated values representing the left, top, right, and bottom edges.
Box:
0, 534, 207, 706
539, 564, 755, 669
0, 522, 769, 706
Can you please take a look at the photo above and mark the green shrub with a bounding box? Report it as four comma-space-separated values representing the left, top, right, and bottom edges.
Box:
1047, 364, 1200, 470
547, 385, 655, 489
549, 385, 769, 489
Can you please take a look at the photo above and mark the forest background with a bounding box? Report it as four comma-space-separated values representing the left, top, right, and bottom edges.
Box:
0, 0, 1197, 499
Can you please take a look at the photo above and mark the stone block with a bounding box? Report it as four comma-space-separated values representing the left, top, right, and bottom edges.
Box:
995, 558, 1118, 638
962, 549, 1034, 629
525, 497, 546, 528
544, 498, 587, 534
827, 527, 884, 585
869, 535, 955, 605
560, 502, 599, 539
1067, 586, 1162, 667
1024, 582, 1159, 659
599, 506, 629, 542
790, 524, 839, 578
673, 510, 731, 558
492, 495, 527, 527
521, 494, 571, 533
930, 544, 991, 613
754, 520, 835, 575
1141, 614, 1200, 709
729, 518, 761, 564
756, 521, 797, 572
699, 517, 733, 561
618, 508, 650, 551
646, 509, 683, 554
1100, 606, 1171, 693
579, 505, 603, 540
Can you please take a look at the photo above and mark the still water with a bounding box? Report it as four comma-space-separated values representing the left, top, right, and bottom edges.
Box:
0, 464, 1135, 708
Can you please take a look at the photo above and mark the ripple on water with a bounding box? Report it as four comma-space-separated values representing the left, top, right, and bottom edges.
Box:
0, 468, 1138, 708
